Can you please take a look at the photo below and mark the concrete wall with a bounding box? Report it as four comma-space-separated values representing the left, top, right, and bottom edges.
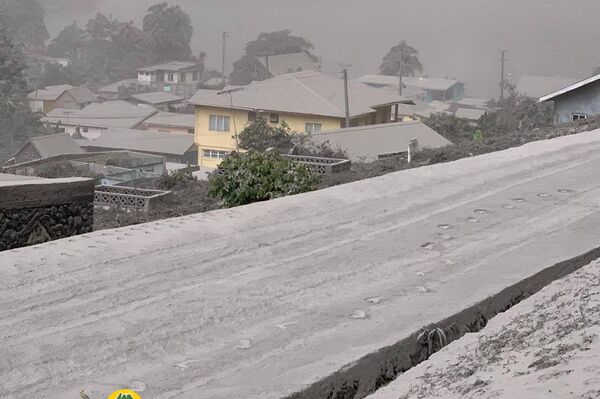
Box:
0, 178, 95, 251
553, 80, 600, 125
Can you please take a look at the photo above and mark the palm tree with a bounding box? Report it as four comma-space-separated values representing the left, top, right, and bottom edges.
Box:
380, 41, 423, 77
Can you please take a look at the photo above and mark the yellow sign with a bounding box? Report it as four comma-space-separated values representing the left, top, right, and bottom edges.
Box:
107, 389, 142, 399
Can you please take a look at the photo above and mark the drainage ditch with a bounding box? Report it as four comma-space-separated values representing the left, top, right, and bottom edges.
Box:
284, 246, 600, 399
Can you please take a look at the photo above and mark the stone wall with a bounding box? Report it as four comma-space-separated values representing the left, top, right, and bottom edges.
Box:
0, 177, 95, 251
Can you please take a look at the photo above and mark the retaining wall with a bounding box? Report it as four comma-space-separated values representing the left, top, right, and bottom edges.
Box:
0, 178, 95, 251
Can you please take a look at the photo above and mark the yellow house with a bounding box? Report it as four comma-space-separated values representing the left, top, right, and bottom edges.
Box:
189, 70, 413, 167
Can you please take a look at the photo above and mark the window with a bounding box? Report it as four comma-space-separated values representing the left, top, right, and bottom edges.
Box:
248, 111, 257, 122
269, 113, 279, 123
572, 113, 587, 121
180, 73, 186, 83
82, 127, 89, 133
209, 115, 231, 132
168, 73, 175, 82
193, 71, 200, 81
203, 149, 229, 159
187, 128, 194, 134
305, 123, 322, 134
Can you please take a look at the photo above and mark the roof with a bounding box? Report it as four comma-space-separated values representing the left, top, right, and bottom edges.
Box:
98, 79, 141, 94
189, 70, 412, 119
203, 77, 226, 87
310, 121, 452, 162
15, 133, 84, 159
66, 86, 97, 104
42, 101, 157, 129
257, 52, 320, 77
131, 92, 184, 105
358, 75, 461, 92
454, 107, 486, 121
77, 128, 196, 156
144, 112, 195, 129
539, 73, 600, 102
516, 75, 581, 99
138, 61, 202, 73
27, 84, 73, 101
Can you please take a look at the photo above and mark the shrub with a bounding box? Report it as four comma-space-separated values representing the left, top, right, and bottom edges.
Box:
238, 118, 299, 153
209, 151, 319, 207
155, 169, 196, 190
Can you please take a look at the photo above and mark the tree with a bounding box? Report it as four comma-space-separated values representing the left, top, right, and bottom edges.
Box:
47, 22, 87, 60
230, 30, 316, 85
380, 41, 423, 77
0, 0, 49, 51
238, 118, 299, 153
0, 27, 45, 161
142, 2, 193, 63
209, 151, 319, 207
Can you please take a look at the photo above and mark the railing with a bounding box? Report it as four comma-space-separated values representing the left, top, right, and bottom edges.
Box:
281, 155, 351, 174
94, 185, 171, 212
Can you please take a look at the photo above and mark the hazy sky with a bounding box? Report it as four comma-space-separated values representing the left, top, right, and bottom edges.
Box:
40, 0, 600, 98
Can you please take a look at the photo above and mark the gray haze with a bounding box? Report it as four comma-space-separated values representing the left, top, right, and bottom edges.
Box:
40, 0, 600, 98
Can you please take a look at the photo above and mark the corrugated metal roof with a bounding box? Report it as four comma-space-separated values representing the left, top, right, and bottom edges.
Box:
131, 92, 184, 105
42, 101, 157, 129
538, 74, 599, 102
27, 85, 73, 101
138, 61, 202, 73
77, 128, 195, 156
144, 112, 195, 129
257, 52, 320, 77
516, 75, 580, 99
18, 133, 84, 159
66, 87, 97, 104
189, 70, 410, 118
310, 121, 453, 162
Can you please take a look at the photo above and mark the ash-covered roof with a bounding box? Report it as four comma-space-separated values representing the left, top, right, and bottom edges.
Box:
42, 101, 157, 129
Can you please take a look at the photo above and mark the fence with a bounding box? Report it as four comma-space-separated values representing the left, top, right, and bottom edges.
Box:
94, 185, 171, 212
282, 155, 351, 174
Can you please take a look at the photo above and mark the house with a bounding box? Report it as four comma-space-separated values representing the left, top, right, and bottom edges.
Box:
515, 75, 579, 99
129, 92, 185, 112
42, 100, 158, 139
254, 52, 320, 80
188, 70, 415, 167
310, 121, 452, 162
78, 128, 198, 164
23, 53, 71, 87
96, 78, 142, 100
28, 85, 98, 114
137, 61, 203, 98
143, 112, 195, 134
358, 75, 465, 103
540, 73, 600, 125
9, 133, 84, 165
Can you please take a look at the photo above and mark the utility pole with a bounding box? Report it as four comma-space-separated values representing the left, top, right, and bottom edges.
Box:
499, 50, 508, 100
343, 69, 351, 128
398, 49, 404, 97
221, 31, 229, 85
258, 52, 271, 79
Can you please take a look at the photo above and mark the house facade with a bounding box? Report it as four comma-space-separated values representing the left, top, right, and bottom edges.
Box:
137, 61, 203, 98
189, 71, 412, 168
28, 85, 97, 114
540, 74, 600, 125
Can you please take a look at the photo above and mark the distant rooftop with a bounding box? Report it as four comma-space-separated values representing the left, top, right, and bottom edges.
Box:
131, 92, 184, 105
454, 107, 486, 121
189, 70, 413, 119
539, 73, 600, 102
358, 75, 461, 92
311, 120, 452, 162
42, 101, 157, 129
257, 52, 320, 77
27, 85, 73, 101
516, 75, 580, 99
98, 79, 141, 94
144, 112, 195, 129
138, 61, 203, 73
78, 128, 195, 156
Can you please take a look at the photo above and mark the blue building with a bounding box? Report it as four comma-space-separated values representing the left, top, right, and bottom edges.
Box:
540, 74, 600, 125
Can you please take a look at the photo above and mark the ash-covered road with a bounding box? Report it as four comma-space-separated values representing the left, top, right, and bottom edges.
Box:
2, 131, 600, 399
